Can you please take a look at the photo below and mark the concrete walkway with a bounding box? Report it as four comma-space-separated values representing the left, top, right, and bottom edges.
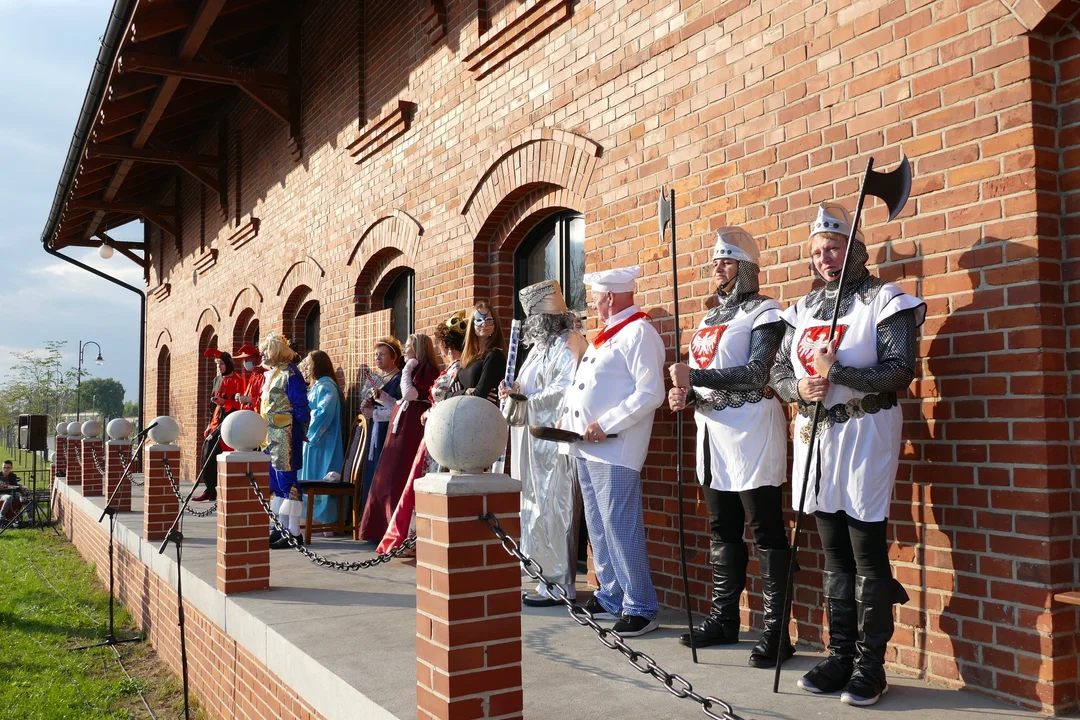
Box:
63, 480, 1050, 720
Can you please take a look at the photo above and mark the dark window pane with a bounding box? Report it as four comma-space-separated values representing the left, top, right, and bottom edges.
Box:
384, 270, 415, 342
567, 215, 586, 312
305, 303, 321, 351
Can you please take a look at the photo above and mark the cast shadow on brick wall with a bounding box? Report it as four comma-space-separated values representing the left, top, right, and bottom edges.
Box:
900, 240, 995, 697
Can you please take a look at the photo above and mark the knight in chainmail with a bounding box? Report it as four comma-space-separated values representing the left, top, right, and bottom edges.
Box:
501, 280, 586, 606
667, 226, 794, 669
770, 202, 926, 707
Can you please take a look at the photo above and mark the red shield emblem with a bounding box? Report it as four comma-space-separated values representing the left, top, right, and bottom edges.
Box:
690, 325, 726, 368
797, 325, 848, 375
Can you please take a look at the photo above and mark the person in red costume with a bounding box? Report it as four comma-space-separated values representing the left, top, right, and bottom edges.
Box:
233, 344, 266, 412
193, 350, 244, 502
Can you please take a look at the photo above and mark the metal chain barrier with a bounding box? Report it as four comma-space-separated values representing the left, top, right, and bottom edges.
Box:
244, 471, 416, 570
162, 458, 217, 517
90, 445, 106, 476
118, 450, 144, 486
74, 445, 83, 467
480, 513, 750, 720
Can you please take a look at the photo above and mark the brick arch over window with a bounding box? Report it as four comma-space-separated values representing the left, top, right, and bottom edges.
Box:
233, 308, 260, 351
348, 210, 424, 314
276, 256, 327, 300
463, 128, 600, 324
154, 329, 173, 349
195, 305, 221, 334
228, 284, 264, 317
461, 128, 601, 241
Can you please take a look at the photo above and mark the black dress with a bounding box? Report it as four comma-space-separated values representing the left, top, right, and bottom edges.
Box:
454, 349, 507, 403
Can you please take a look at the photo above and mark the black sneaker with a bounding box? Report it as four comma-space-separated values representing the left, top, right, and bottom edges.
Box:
270, 532, 302, 550
581, 595, 615, 619
612, 614, 660, 637
269, 528, 283, 544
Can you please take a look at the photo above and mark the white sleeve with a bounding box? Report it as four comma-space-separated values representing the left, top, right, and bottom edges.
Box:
595, 326, 666, 435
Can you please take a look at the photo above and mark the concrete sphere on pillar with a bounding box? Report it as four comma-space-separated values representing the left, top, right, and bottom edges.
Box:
81, 419, 103, 439
424, 395, 507, 473
148, 416, 181, 445
56, 423, 67, 436
66, 421, 82, 438
107, 418, 133, 441
49, 451, 56, 463
220, 410, 267, 452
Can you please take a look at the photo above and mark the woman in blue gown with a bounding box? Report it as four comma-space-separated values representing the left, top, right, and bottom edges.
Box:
301, 350, 345, 525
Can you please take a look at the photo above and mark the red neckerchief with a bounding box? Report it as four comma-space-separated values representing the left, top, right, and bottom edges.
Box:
592, 311, 649, 349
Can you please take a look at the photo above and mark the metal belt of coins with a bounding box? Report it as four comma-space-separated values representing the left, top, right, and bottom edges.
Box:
480, 513, 751, 720
244, 471, 416, 571
162, 458, 217, 517
797, 391, 898, 444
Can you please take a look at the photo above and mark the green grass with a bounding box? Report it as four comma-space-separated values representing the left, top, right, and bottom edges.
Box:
0, 443, 50, 479
0, 528, 204, 719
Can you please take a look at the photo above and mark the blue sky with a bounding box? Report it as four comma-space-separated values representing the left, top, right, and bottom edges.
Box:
0, 0, 141, 401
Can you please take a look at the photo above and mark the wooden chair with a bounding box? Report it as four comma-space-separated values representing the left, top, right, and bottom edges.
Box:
298, 416, 368, 544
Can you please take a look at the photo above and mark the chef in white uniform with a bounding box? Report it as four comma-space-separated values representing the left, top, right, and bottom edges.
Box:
771, 202, 925, 707
668, 226, 793, 669
561, 265, 665, 637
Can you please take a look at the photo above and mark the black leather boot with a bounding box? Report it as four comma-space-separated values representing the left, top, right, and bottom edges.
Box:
798, 571, 857, 694
840, 576, 908, 706
748, 547, 797, 668
679, 541, 747, 647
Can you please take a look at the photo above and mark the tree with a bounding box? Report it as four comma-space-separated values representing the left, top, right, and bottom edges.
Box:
122, 401, 139, 418
0, 341, 76, 429
80, 378, 126, 421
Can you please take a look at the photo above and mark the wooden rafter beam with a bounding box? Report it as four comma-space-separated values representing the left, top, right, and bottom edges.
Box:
118, 52, 290, 90
83, 0, 228, 242
86, 144, 219, 167
69, 199, 176, 215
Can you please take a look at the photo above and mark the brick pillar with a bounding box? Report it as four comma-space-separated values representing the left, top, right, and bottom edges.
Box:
105, 440, 133, 512
217, 451, 271, 594
55, 434, 68, 480
81, 438, 104, 496
66, 432, 82, 484
415, 472, 523, 720
145, 444, 181, 542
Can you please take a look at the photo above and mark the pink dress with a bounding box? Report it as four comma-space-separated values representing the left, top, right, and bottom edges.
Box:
376, 361, 460, 553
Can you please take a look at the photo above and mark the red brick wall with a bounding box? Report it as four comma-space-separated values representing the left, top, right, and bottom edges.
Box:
52, 491, 326, 720
139, 0, 1076, 711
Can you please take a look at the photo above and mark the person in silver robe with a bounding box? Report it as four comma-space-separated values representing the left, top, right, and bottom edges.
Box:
500, 280, 587, 607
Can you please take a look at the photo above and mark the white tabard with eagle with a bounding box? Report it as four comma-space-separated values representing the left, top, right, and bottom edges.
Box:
782, 282, 922, 522
689, 299, 787, 492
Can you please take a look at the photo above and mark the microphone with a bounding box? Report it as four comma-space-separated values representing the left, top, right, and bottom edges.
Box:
133, 421, 159, 438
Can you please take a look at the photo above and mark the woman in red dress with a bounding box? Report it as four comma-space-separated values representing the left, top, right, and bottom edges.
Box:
359, 333, 440, 541
377, 312, 467, 553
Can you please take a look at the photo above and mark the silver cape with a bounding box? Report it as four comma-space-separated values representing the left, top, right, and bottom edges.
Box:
510, 330, 586, 590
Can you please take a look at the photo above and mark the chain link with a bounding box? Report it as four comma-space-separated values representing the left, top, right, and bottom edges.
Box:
118, 450, 143, 485
74, 446, 83, 467
244, 471, 416, 570
161, 458, 217, 517
90, 445, 106, 476
480, 513, 749, 720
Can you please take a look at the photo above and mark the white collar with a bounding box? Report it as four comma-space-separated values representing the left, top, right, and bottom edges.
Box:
605, 304, 641, 327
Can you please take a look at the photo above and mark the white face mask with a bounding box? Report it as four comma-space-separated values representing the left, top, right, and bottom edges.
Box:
243, 361, 254, 371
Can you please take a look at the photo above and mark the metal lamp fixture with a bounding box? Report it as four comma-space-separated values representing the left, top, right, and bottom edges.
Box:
76, 340, 104, 421
98, 243, 114, 259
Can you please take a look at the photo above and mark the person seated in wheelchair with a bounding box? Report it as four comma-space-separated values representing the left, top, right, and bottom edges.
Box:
1, 460, 24, 523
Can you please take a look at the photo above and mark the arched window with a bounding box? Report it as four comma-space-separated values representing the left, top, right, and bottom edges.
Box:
384, 269, 415, 342
156, 346, 171, 417
513, 211, 585, 319
196, 327, 218, 441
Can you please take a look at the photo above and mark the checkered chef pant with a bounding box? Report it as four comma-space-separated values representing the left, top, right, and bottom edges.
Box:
576, 458, 658, 619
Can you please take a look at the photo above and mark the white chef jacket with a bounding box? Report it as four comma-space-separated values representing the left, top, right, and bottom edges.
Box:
560, 305, 666, 472
690, 299, 787, 492
784, 282, 925, 522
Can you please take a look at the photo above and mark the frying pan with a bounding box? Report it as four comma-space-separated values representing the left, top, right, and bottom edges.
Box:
529, 426, 617, 444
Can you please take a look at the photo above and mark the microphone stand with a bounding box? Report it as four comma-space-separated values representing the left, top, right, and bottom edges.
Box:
156, 433, 222, 720
74, 423, 157, 652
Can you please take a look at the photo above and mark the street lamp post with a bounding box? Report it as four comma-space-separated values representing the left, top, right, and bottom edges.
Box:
44, 367, 65, 425
76, 340, 104, 422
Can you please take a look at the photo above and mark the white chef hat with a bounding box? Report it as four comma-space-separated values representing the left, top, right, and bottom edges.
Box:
809, 202, 864, 242
711, 226, 760, 265
584, 265, 641, 293
519, 279, 569, 316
